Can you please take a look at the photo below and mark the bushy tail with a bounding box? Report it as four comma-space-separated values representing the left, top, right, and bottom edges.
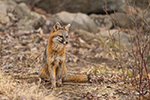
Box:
63, 74, 91, 82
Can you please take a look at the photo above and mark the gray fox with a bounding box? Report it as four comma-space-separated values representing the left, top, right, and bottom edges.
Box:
39, 22, 90, 89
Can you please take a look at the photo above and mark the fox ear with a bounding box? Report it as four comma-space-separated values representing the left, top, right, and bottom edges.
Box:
64, 24, 71, 31
53, 22, 61, 31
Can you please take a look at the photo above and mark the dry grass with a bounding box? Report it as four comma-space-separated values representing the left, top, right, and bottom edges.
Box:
0, 71, 59, 100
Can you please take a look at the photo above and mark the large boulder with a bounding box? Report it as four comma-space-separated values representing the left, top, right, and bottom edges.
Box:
130, 0, 149, 9
96, 29, 131, 43
110, 12, 133, 28
144, 13, 150, 32
74, 29, 133, 47
46, 11, 99, 32
75, 29, 96, 43
135, 12, 150, 32
0, 0, 16, 24
0, 0, 45, 30
13, 0, 123, 14
90, 14, 113, 29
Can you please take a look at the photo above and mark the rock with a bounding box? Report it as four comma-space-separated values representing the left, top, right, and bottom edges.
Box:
130, 0, 149, 9
0, 0, 45, 30
0, 26, 5, 32
90, 14, 113, 29
47, 11, 99, 32
1, 64, 14, 69
0, 96, 10, 100
110, 12, 133, 28
27, 71, 39, 75
129, 11, 150, 32
13, 0, 36, 5
75, 29, 132, 46
75, 29, 96, 43
16, 3, 45, 30
0, 0, 16, 24
13, 0, 124, 14
96, 29, 130, 43
140, 12, 150, 32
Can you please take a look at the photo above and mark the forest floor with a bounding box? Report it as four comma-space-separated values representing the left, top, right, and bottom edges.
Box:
1, 4, 150, 99
0, 25, 143, 100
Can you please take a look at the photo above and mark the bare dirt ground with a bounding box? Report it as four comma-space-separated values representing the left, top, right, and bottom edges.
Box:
0, 22, 142, 100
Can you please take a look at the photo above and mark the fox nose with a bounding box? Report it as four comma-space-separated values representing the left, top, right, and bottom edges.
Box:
63, 41, 68, 44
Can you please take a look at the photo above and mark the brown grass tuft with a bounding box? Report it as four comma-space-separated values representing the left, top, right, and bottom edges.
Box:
0, 71, 59, 100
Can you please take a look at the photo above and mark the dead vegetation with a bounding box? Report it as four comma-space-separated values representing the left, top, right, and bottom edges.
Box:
0, 0, 150, 100
0, 23, 143, 100
0, 70, 59, 100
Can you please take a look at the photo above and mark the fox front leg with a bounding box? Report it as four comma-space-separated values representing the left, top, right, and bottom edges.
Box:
48, 63, 56, 90
56, 62, 65, 86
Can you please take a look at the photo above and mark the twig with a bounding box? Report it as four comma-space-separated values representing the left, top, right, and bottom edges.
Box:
0, 39, 2, 58
56, 90, 80, 97
63, 82, 91, 86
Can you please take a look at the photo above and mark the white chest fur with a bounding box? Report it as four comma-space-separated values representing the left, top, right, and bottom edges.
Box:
50, 53, 64, 63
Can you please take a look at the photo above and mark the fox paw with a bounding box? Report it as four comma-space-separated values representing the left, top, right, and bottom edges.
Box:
57, 80, 63, 87
51, 80, 56, 90
51, 86, 56, 90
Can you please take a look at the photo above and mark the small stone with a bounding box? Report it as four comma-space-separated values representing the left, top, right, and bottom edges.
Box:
1, 64, 14, 69
107, 85, 112, 88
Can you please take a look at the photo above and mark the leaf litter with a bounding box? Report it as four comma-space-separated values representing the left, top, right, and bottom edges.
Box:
0, 14, 145, 100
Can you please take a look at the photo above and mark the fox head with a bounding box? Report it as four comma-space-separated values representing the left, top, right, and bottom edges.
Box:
51, 22, 70, 45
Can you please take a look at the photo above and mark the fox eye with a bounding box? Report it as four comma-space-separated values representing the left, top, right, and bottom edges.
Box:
59, 35, 63, 38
